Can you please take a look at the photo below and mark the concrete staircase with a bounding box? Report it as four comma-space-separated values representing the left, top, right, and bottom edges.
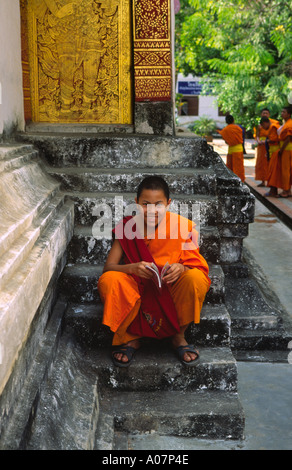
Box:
1, 132, 290, 449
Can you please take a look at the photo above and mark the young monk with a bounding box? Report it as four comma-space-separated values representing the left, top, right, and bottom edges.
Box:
259, 116, 281, 197
278, 106, 292, 197
217, 115, 245, 182
254, 109, 280, 187
98, 176, 211, 367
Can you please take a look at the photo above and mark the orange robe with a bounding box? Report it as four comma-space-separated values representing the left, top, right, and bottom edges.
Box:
279, 119, 292, 191
218, 124, 245, 182
255, 126, 269, 182
98, 212, 211, 345
267, 122, 281, 189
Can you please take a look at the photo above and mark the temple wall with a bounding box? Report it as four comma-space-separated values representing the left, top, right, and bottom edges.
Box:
0, 0, 25, 138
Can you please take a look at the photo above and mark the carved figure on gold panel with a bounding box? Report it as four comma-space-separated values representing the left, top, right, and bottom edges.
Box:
31, 0, 119, 121
79, 1, 118, 118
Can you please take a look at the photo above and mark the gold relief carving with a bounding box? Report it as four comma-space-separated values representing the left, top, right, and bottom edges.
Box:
26, 0, 132, 123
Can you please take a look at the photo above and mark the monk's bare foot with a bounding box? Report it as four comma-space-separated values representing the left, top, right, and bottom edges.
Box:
113, 339, 140, 364
171, 334, 197, 363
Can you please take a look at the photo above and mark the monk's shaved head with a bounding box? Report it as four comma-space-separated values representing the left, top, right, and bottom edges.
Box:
137, 176, 170, 201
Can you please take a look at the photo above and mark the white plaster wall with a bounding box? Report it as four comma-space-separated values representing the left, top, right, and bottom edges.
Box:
176, 73, 225, 126
199, 95, 220, 119
0, 0, 25, 136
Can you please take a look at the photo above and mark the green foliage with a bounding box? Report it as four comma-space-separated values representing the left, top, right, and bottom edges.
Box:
176, 0, 292, 130
188, 115, 216, 136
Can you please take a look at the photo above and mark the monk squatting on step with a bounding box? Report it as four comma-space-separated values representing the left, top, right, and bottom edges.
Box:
97, 176, 211, 367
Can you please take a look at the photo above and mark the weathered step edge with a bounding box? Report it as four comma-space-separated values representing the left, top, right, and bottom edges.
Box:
17, 133, 215, 169
26, 333, 99, 451
89, 346, 238, 393
58, 263, 225, 305
64, 302, 231, 349
0, 298, 67, 450
98, 389, 245, 441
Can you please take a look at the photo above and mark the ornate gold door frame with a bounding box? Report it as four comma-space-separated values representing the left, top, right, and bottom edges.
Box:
26, 0, 132, 124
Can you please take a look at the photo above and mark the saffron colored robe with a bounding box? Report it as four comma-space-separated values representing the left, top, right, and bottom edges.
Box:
279, 118, 292, 191
267, 122, 281, 189
267, 119, 292, 191
255, 125, 269, 182
98, 212, 211, 346
218, 124, 245, 182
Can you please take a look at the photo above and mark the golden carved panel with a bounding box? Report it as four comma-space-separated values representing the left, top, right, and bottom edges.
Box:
26, 0, 132, 124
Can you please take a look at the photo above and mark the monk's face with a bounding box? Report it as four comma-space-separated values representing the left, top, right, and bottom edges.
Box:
281, 108, 291, 121
261, 110, 270, 118
136, 189, 171, 228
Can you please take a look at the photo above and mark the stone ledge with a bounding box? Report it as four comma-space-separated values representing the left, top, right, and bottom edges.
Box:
0, 144, 34, 160
0, 201, 74, 395
66, 224, 221, 265
64, 302, 231, 349
58, 263, 225, 304
65, 192, 219, 227
0, 297, 66, 449
17, 133, 212, 169
89, 346, 238, 393
46, 166, 217, 195
26, 333, 99, 450
99, 389, 244, 440
0, 160, 60, 258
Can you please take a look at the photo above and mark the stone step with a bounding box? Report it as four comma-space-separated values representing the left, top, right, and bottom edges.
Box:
65, 188, 253, 234
24, 122, 134, 135
0, 148, 39, 173
0, 299, 67, 449
231, 328, 292, 352
224, 277, 292, 355
64, 302, 231, 349
67, 224, 221, 265
0, 200, 74, 397
58, 263, 225, 304
25, 333, 99, 450
87, 345, 238, 393
225, 278, 280, 330
97, 389, 244, 440
0, 160, 61, 258
0, 193, 65, 290
65, 191, 219, 227
6, 326, 242, 448
64, 191, 250, 265
46, 166, 217, 195
0, 143, 35, 161
18, 134, 214, 169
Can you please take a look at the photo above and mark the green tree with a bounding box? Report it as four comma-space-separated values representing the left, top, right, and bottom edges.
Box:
176, 0, 292, 130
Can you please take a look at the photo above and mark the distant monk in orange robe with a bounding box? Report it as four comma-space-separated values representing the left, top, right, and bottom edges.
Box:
278, 106, 292, 197
217, 115, 245, 182
254, 108, 279, 187
98, 176, 211, 367
259, 116, 281, 197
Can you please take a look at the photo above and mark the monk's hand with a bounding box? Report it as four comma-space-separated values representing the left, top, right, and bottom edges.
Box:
162, 263, 184, 284
130, 261, 154, 279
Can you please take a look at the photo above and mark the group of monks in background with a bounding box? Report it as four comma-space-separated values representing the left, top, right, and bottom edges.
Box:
218, 105, 292, 198
254, 106, 292, 198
